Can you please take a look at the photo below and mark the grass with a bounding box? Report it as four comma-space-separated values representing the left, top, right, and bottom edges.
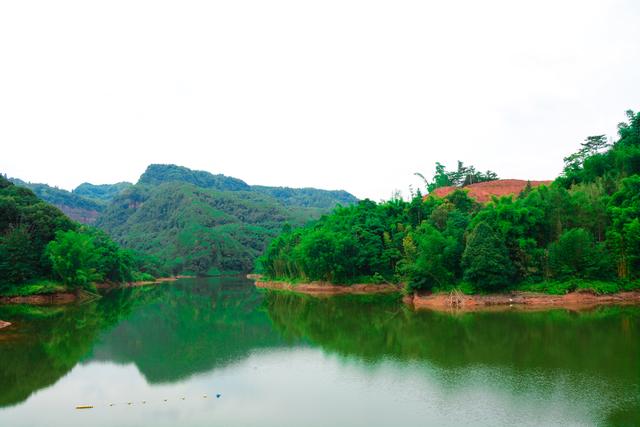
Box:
0, 280, 68, 297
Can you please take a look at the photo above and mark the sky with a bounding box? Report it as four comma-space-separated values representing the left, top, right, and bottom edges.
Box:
1, 0, 639, 201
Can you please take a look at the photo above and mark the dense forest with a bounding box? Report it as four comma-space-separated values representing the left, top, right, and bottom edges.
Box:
6, 165, 358, 277
0, 177, 159, 295
260, 110, 640, 294
95, 164, 359, 275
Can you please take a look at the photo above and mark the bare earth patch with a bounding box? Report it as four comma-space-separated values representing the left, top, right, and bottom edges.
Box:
406, 290, 640, 312
255, 280, 401, 296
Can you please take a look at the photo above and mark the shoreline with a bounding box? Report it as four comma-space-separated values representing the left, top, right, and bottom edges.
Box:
254, 280, 402, 296
0, 276, 194, 305
405, 290, 640, 312
94, 275, 193, 290
253, 279, 640, 311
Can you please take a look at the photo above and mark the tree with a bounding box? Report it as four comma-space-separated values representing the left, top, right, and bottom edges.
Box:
548, 228, 605, 279
461, 221, 514, 291
46, 230, 101, 289
400, 223, 453, 292
0, 225, 37, 287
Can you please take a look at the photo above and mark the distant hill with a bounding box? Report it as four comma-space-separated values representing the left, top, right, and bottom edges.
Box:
8, 178, 105, 224
252, 185, 358, 210
73, 182, 133, 201
95, 164, 359, 275
138, 164, 250, 191
7, 179, 133, 224
429, 179, 553, 203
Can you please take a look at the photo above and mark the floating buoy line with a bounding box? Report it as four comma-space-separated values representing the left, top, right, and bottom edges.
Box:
75, 393, 222, 410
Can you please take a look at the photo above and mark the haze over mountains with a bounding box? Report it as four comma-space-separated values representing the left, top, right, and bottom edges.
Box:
8, 164, 358, 275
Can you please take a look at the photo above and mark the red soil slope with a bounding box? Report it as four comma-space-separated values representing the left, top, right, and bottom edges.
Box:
429, 179, 552, 203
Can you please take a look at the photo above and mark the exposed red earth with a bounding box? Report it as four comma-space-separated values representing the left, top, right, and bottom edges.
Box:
405, 290, 640, 312
429, 179, 553, 203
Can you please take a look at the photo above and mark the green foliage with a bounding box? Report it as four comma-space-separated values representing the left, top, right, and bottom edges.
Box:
261, 111, 640, 294
252, 185, 358, 209
0, 177, 152, 293
8, 178, 104, 212
0, 176, 75, 290
97, 166, 358, 276
417, 160, 499, 192
73, 182, 133, 201
548, 228, 612, 280
400, 223, 453, 292
462, 221, 514, 291
46, 230, 102, 289
138, 164, 251, 191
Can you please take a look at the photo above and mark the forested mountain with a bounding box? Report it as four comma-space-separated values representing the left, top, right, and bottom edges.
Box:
73, 182, 133, 202
260, 110, 640, 295
7, 179, 132, 224
138, 164, 250, 191
139, 164, 358, 209
8, 178, 105, 223
252, 185, 358, 210
96, 164, 359, 275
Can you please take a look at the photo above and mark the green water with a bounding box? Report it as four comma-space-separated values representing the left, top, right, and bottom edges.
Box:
0, 277, 638, 426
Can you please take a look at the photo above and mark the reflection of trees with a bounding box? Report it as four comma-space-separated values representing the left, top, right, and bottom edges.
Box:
90, 277, 286, 383
0, 291, 136, 408
264, 291, 640, 376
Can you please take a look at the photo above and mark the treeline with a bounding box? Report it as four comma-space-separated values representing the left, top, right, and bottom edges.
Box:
0, 177, 163, 294
259, 110, 640, 294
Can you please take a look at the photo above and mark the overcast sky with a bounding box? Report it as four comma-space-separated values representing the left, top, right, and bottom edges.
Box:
1, 0, 639, 201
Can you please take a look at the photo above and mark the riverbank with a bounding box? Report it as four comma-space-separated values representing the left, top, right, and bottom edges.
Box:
405, 290, 640, 312
95, 275, 193, 290
252, 278, 640, 310
0, 276, 193, 305
254, 280, 402, 296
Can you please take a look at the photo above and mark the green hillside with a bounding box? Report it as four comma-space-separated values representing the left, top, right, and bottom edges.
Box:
9, 178, 104, 223
96, 164, 358, 275
73, 182, 133, 201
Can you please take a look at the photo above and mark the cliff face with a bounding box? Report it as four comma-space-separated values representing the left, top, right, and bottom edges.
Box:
429, 179, 553, 203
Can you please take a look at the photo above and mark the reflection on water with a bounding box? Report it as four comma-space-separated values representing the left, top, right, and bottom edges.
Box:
0, 277, 638, 426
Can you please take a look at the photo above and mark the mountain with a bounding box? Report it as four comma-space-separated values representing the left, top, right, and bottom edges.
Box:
8, 178, 105, 224
73, 182, 133, 202
6, 178, 133, 224
95, 164, 358, 275
138, 164, 358, 209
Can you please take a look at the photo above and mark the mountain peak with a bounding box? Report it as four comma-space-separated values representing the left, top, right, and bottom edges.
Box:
138, 164, 251, 191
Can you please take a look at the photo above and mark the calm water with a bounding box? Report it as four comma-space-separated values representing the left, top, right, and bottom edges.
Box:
0, 277, 638, 427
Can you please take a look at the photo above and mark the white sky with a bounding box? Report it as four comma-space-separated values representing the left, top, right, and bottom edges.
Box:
1, 0, 639, 201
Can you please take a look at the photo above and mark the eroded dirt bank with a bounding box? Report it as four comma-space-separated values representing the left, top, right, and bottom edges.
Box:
405, 290, 640, 312
0, 292, 78, 305
95, 275, 192, 290
255, 280, 402, 296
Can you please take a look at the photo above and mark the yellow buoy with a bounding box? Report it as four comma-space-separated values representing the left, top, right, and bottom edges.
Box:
75, 405, 93, 410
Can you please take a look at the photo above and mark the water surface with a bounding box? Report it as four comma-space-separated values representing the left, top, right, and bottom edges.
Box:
0, 277, 638, 426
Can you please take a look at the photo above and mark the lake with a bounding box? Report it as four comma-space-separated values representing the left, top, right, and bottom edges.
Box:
0, 277, 638, 426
